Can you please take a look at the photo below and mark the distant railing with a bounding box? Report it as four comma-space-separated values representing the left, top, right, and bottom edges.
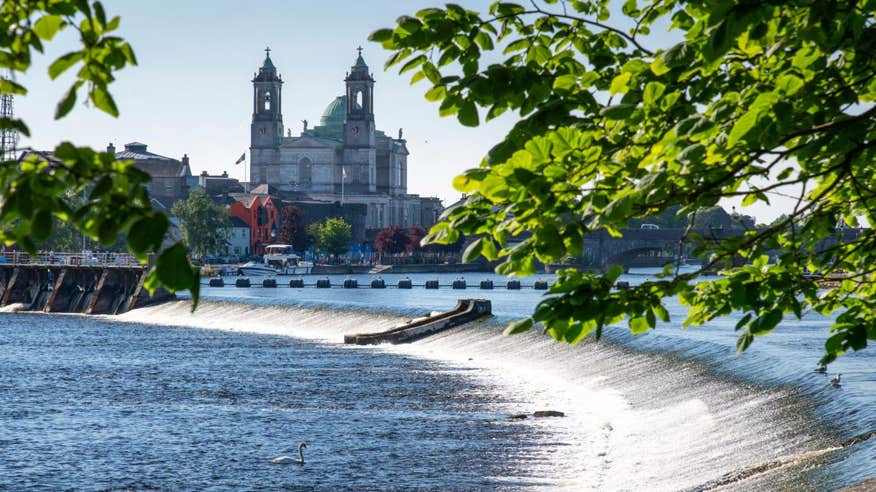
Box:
0, 251, 140, 267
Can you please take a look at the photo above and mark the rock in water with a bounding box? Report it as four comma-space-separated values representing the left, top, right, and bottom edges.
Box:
533, 410, 565, 418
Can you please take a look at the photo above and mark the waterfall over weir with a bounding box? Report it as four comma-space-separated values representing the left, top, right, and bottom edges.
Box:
115, 299, 851, 490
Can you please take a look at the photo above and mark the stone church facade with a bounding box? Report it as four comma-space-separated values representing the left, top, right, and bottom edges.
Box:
248, 48, 442, 232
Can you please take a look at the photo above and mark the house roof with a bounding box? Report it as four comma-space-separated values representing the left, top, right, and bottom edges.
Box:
116, 142, 175, 161
134, 160, 190, 178
230, 216, 249, 228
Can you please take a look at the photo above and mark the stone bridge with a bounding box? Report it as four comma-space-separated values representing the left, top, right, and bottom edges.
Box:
580, 227, 864, 271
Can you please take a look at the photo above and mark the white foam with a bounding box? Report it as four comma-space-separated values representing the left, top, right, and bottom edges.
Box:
115, 300, 824, 490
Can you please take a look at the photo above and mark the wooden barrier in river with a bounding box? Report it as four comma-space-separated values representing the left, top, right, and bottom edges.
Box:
343, 299, 492, 345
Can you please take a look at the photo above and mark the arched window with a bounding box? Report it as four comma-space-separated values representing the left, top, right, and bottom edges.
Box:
354, 90, 363, 110
299, 158, 312, 184
264, 91, 272, 111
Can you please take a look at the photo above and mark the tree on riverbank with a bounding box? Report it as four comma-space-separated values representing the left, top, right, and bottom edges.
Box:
309, 217, 352, 257
171, 189, 231, 258
0, 1, 199, 305
375, 226, 411, 255
278, 205, 309, 252
373, 1, 876, 363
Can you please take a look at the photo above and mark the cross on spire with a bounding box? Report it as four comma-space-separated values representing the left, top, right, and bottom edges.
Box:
265, 46, 271, 56
357, 46, 363, 56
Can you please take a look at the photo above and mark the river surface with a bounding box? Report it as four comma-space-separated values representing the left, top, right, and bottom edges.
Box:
1, 269, 873, 490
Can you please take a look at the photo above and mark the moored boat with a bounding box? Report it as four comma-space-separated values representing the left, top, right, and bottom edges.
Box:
237, 244, 313, 276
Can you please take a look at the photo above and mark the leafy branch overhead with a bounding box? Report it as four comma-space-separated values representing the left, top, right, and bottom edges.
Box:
0, 1, 199, 306
372, 0, 876, 364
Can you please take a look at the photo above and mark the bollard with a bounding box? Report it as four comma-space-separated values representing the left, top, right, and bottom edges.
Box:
452, 278, 467, 289
533, 280, 549, 290
506, 279, 521, 290
398, 277, 413, 289
235, 277, 251, 288
316, 278, 331, 288
262, 278, 277, 288
371, 278, 386, 289
289, 278, 304, 288
208, 277, 225, 287
425, 279, 439, 289
479, 279, 493, 290
343, 278, 358, 289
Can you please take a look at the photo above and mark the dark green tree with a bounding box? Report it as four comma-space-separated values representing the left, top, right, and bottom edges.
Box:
0, 1, 199, 305
373, 0, 876, 363
171, 189, 231, 258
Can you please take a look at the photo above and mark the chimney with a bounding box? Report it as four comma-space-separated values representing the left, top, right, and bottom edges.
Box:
107, 142, 115, 154
201, 170, 208, 176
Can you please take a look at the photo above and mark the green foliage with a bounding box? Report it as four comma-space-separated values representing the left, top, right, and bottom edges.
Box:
374, 0, 876, 364
0, 1, 198, 302
309, 217, 352, 256
171, 188, 231, 258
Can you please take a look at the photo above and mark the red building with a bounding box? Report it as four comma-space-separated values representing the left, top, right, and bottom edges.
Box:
228, 187, 281, 255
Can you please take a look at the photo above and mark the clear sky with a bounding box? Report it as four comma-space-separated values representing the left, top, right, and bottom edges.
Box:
17, 0, 787, 222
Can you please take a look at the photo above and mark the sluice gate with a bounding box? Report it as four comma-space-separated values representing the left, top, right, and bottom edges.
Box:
0, 264, 172, 315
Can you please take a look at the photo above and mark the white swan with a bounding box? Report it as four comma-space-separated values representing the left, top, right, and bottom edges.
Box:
830, 374, 842, 387
270, 442, 307, 464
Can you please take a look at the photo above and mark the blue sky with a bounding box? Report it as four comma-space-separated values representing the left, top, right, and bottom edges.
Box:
18, 0, 515, 207
17, 1, 788, 221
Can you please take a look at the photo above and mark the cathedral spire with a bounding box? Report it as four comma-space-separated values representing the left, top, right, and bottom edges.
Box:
262, 46, 275, 69
255, 47, 279, 82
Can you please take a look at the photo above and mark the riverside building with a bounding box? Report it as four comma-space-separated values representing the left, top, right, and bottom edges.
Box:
247, 47, 442, 234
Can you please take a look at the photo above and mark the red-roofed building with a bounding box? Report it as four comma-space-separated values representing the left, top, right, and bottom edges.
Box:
228, 188, 281, 255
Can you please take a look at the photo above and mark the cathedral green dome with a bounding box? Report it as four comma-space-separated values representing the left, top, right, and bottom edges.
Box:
320, 95, 346, 127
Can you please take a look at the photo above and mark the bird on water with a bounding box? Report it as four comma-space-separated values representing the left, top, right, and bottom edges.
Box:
830, 374, 842, 387
814, 365, 827, 374
270, 442, 307, 465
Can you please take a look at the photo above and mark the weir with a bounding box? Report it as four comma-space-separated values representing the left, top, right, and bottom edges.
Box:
343, 298, 492, 345
0, 264, 172, 315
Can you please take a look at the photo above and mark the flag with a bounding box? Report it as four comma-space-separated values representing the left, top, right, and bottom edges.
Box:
341, 167, 347, 180
235, 152, 246, 165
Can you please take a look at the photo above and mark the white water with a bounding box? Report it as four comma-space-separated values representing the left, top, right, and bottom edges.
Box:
115, 300, 830, 491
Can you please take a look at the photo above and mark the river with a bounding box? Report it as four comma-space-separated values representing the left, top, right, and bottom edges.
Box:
1, 270, 872, 490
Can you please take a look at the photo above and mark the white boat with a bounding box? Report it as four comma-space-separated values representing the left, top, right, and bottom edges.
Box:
237, 244, 313, 276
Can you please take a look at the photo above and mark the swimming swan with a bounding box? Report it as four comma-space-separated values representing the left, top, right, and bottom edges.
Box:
830, 374, 842, 387
270, 442, 306, 465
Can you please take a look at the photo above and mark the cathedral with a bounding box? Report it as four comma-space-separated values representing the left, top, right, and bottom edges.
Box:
248, 48, 442, 232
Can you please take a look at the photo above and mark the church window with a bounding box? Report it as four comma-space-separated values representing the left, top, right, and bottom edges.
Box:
299, 158, 312, 184
264, 91, 272, 111
354, 90, 363, 110
259, 127, 266, 135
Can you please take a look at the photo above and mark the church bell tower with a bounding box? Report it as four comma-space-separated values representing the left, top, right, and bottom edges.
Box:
344, 47, 375, 147
251, 48, 284, 150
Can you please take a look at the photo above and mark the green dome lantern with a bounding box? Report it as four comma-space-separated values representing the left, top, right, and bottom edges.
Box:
320, 95, 347, 127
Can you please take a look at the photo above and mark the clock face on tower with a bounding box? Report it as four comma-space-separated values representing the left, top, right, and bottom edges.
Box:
352, 126, 359, 135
